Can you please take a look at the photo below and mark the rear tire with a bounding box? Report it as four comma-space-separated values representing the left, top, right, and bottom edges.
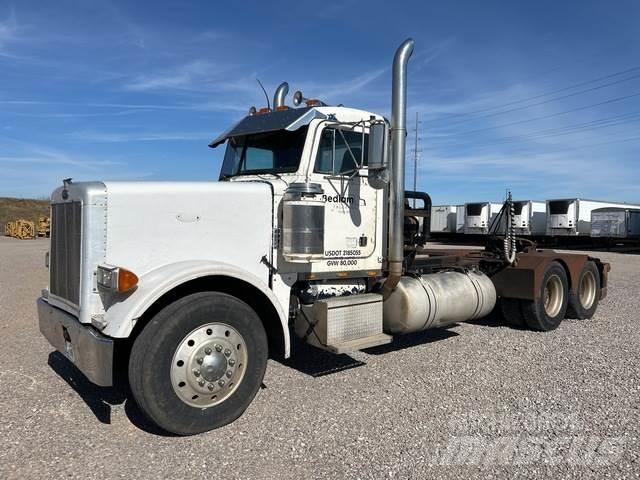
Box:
500, 298, 526, 328
566, 261, 600, 319
128, 291, 268, 435
522, 261, 568, 331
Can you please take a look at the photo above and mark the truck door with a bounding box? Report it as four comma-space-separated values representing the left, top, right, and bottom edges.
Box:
308, 126, 379, 268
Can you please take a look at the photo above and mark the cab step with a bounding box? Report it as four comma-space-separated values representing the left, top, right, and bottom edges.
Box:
323, 333, 392, 354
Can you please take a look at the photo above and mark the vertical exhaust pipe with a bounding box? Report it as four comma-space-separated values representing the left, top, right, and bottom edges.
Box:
383, 38, 414, 299
273, 82, 289, 109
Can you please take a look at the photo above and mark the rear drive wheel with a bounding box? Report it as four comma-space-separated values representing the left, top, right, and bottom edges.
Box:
500, 298, 526, 328
128, 291, 268, 435
522, 261, 568, 331
566, 261, 600, 319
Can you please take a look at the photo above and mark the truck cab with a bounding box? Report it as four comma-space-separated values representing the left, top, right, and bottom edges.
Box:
37, 39, 609, 436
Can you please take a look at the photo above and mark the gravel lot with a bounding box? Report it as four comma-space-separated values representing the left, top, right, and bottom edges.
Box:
0, 236, 638, 479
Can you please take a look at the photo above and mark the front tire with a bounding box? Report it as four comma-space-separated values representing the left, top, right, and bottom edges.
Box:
128, 292, 268, 435
522, 261, 569, 331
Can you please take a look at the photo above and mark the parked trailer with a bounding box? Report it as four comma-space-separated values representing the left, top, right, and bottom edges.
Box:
455, 204, 465, 233
512, 200, 546, 236
430, 205, 458, 233
591, 207, 640, 239
464, 202, 503, 234
546, 198, 640, 236
37, 39, 610, 436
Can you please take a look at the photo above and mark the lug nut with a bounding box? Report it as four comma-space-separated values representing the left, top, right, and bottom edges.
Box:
218, 379, 225, 387
204, 347, 212, 355
207, 383, 215, 391
226, 370, 232, 378
215, 344, 223, 352
193, 368, 200, 377
228, 359, 235, 367
224, 349, 231, 357
198, 379, 205, 387
196, 357, 203, 365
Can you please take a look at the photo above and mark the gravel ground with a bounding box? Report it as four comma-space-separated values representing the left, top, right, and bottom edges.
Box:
0, 236, 638, 479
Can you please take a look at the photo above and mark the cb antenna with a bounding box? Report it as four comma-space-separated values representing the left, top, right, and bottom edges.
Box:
256, 78, 271, 110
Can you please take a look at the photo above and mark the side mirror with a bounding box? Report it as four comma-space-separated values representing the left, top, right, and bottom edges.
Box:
367, 122, 388, 169
367, 122, 389, 189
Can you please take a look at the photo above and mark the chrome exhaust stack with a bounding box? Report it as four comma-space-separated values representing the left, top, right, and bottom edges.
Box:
273, 82, 289, 109
382, 38, 414, 299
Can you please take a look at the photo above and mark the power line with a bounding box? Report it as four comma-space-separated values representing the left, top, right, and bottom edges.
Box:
430, 110, 640, 149
439, 65, 640, 122
440, 72, 640, 128
445, 91, 640, 137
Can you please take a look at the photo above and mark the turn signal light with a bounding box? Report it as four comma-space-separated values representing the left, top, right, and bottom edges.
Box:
118, 267, 139, 293
97, 265, 138, 293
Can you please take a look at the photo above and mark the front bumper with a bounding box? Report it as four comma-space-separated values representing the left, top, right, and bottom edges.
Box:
37, 298, 114, 386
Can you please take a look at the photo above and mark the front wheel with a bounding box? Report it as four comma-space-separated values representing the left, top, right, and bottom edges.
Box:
128, 292, 268, 435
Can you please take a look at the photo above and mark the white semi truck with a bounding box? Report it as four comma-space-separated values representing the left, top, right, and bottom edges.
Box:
38, 39, 610, 435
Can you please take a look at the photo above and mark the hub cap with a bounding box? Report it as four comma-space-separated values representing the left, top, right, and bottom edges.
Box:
543, 274, 564, 318
579, 271, 597, 310
171, 323, 247, 408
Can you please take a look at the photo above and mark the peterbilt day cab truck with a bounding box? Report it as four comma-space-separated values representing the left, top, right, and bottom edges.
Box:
38, 39, 610, 435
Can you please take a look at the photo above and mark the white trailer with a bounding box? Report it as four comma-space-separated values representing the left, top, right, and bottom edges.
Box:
36, 39, 611, 436
546, 199, 640, 236
464, 202, 503, 234
456, 204, 465, 233
591, 207, 640, 239
512, 200, 546, 236
430, 205, 458, 233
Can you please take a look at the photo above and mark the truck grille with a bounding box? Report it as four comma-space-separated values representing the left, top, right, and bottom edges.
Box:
50, 202, 82, 305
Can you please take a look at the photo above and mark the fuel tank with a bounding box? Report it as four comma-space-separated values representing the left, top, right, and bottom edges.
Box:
383, 270, 496, 334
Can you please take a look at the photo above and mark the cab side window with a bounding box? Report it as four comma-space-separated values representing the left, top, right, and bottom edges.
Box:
314, 128, 369, 175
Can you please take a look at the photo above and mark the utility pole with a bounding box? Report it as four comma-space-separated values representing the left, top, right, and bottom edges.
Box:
411, 112, 422, 208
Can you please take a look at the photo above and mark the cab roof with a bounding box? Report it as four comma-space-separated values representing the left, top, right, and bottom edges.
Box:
208, 107, 324, 149
208, 105, 382, 148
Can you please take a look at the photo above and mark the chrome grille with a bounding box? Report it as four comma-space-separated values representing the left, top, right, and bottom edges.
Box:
50, 202, 82, 305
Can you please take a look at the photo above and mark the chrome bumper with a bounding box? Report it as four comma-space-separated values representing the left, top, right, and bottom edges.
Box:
37, 298, 114, 386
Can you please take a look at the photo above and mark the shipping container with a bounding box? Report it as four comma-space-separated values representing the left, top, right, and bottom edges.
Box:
464, 202, 503, 235
546, 199, 640, 236
591, 207, 640, 239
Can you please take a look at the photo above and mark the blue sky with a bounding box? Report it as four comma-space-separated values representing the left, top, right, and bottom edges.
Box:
1, 0, 639, 204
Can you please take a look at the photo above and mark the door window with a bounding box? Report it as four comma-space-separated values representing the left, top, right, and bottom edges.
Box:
314, 128, 368, 175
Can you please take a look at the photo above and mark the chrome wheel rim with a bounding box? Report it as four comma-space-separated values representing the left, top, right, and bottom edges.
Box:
543, 274, 564, 318
579, 271, 597, 310
171, 323, 247, 408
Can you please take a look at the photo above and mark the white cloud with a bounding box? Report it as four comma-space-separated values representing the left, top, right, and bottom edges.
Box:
0, 9, 21, 57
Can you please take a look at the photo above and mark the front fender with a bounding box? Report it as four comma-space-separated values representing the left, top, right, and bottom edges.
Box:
101, 260, 290, 356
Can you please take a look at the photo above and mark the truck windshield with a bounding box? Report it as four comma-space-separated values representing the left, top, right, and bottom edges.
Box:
219, 127, 308, 179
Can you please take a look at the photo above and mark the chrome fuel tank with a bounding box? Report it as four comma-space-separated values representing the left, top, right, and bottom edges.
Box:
383, 270, 496, 334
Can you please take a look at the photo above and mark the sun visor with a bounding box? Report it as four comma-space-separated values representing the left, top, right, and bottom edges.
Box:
208, 107, 327, 148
